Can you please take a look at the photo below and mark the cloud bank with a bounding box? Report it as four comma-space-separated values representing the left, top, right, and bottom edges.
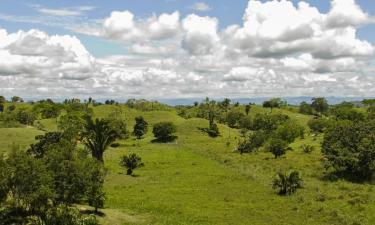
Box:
0, 0, 374, 99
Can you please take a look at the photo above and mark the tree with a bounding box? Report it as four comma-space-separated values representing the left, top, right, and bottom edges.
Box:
322, 120, 375, 181
11, 96, 23, 103
263, 98, 286, 112
82, 117, 118, 162
152, 122, 177, 142
266, 138, 289, 158
120, 153, 144, 175
272, 171, 303, 195
273, 121, 304, 144
27, 132, 63, 158
227, 111, 245, 128
299, 101, 313, 115
245, 104, 251, 115
4, 149, 54, 216
311, 97, 329, 116
85, 160, 106, 213
14, 108, 36, 125
0, 96, 5, 104
0, 103, 3, 113
133, 116, 148, 139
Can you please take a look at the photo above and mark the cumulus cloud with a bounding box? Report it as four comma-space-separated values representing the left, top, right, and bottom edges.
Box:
0, 0, 375, 98
102, 11, 181, 42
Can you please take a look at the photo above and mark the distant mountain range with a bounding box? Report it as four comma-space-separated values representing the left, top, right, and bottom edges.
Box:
154, 97, 375, 106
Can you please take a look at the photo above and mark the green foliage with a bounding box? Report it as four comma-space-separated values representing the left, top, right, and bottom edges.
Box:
82, 117, 118, 162
251, 113, 289, 132
308, 117, 331, 133
262, 98, 286, 111
44, 205, 99, 225
245, 104, 251, 115
11, 96, 23, 103
133, 116, 148, 139
85, 160, 106, 213
2, 148, 54, 215
311, 97, 329, 116
14, 107, 36, 125
120, 153, 144, 175
272, 171, 303, 195
330, 105, 365, 121
266, 138, 289, 158
58, 112, 87, 140
106, 118, 129, 139
153, 122, 177, 142
27, 132, 62, 158
0, 103, 4, 113
273, 121, 304, 143
299, 101, 314, 115
226, 111, 245, 128
322, 120, 375, 181
33, 102, 62, 119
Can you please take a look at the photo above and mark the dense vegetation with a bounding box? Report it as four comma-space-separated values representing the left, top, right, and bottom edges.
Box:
0, 95, 374, 224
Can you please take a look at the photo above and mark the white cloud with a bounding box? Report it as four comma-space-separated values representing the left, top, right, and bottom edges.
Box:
0, 0, 375, 98
34, 5, 95, 17
190, 2, 212, 12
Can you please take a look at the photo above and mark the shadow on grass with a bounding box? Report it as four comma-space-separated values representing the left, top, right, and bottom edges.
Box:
151, 136, 178, 143
197, 127, 220, 138
80, 209, 105, 217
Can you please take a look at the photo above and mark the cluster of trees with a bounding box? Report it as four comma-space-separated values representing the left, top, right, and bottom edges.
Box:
299, 97, 375, 182
236, 113, 304, 158
0, 133, 103, 224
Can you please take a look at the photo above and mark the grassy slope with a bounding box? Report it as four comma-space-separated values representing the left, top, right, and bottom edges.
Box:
1, 105, 375, 225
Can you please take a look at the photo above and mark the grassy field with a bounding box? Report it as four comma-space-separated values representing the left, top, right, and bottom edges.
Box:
1, 105, 374, 225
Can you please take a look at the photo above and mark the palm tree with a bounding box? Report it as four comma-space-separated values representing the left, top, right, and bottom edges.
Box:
82, 117, 118, 163
272, 171, 303, 195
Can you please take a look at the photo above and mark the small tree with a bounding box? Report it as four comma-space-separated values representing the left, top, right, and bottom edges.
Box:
152, 122, 177, 142
266, 138, 289, 158
120, 153, 144, 175
133, 116, 148, 139
273, 171, 303, 195
245, 104, 251, 115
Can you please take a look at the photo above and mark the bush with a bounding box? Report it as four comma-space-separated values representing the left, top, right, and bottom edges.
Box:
107, 118, 129, 139
266, 138, 289, 158
110, 143, 120, 148
308, 117, 331, 133
120, 153, 144, 175
273, 171, 303, 195
273, 121, 304, 143
152, 122, 177, 142
207, 123, 220, 137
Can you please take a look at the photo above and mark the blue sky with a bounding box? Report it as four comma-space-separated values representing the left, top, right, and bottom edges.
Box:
0, 0, 374, 57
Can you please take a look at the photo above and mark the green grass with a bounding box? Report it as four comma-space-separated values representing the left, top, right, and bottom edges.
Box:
2, 105, 375, 225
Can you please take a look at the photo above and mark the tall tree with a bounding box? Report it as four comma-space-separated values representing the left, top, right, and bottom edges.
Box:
82, 117, 118, 162
311, 97, 329, 116
245, 104, 251, 115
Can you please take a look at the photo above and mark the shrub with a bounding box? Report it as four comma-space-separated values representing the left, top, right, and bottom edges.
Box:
266, 138, 289, 158
273, 171, 303, 195
152, 122, 177, 142
120, 153, 144, 175
207, 123, 220, 137
308, 117, 331, 133
110, 143, 120, 148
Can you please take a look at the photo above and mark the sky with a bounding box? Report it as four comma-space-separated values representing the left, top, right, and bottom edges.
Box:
0, 0, 374, 99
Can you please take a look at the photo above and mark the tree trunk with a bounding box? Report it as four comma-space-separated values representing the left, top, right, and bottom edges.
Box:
127, 168, 132, 175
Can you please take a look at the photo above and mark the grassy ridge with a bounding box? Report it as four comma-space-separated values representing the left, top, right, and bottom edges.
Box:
1, 105, 374, 224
